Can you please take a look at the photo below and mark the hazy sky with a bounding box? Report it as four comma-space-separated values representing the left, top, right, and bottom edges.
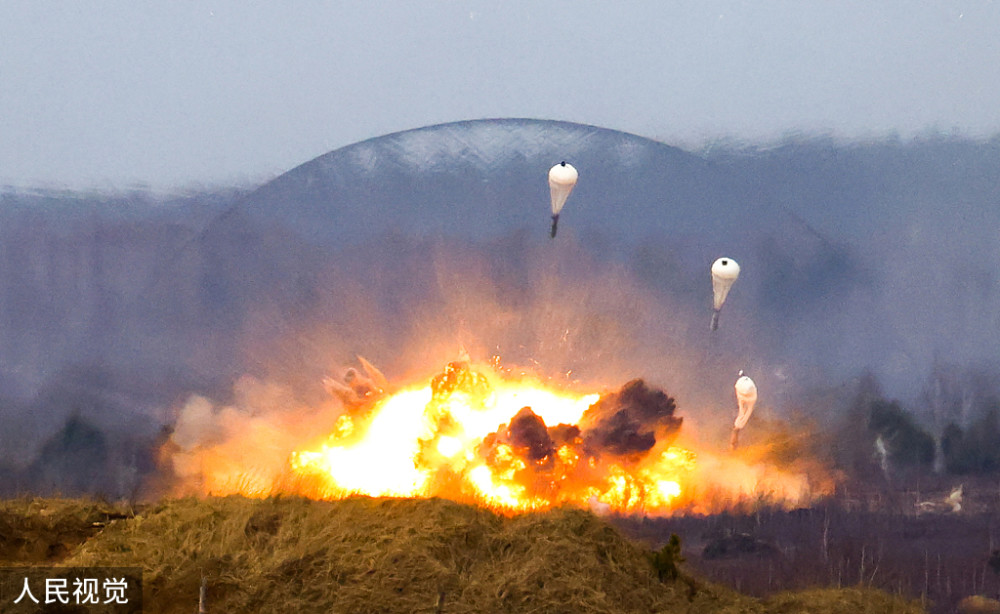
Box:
2, 1, 999, 189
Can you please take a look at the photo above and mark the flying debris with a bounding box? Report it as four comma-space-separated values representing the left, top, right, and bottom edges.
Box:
323, 356, 388, 409
730, 371, 757, 450
548, 161, 578, 238
356, 355, 389, 391
710, 257, 740, 331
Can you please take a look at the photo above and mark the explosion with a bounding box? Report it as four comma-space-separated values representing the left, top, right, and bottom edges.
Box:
162, 358, 825, 515
288, 360, 693, 512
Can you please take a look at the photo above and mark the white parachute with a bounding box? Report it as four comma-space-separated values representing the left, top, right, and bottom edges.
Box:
710, 257, 740, 331
548, 161, 578, 238
734, 371, 757, 429
730, 370, 757, 450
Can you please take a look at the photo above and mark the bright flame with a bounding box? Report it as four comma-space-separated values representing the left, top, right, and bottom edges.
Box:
286, 361, 707, 513
436, 436, 463, 458
169, 360, 825, 514
291, 388, 433, 496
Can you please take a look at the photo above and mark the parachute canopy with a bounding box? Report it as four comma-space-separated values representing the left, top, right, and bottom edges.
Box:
733, 372, 757, 430
548, 161, 578, 216
711, 257, 740, 310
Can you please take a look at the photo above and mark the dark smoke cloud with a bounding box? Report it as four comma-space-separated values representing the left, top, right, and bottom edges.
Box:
580, 380, 682, 457
483, 408, 582, 470
484, 379, 681, 472
507, 407, 555, 462
549, 423, 583, 447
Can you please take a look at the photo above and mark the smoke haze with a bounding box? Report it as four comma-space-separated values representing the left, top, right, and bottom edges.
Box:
1, 119, 998, 498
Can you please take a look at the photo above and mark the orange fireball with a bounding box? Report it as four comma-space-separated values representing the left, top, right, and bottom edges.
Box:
289, 361, 700, 513
165, 359, 824, 514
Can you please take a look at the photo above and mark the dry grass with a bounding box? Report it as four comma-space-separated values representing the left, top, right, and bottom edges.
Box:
0, 496, 924, 613
765, 587, 925, 614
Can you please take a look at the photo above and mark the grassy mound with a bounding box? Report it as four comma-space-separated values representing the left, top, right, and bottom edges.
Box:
0, 496, 924, 613
68, 496, 738, 613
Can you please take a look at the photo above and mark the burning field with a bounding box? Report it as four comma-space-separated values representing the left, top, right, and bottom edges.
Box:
160, 356, 829, 516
